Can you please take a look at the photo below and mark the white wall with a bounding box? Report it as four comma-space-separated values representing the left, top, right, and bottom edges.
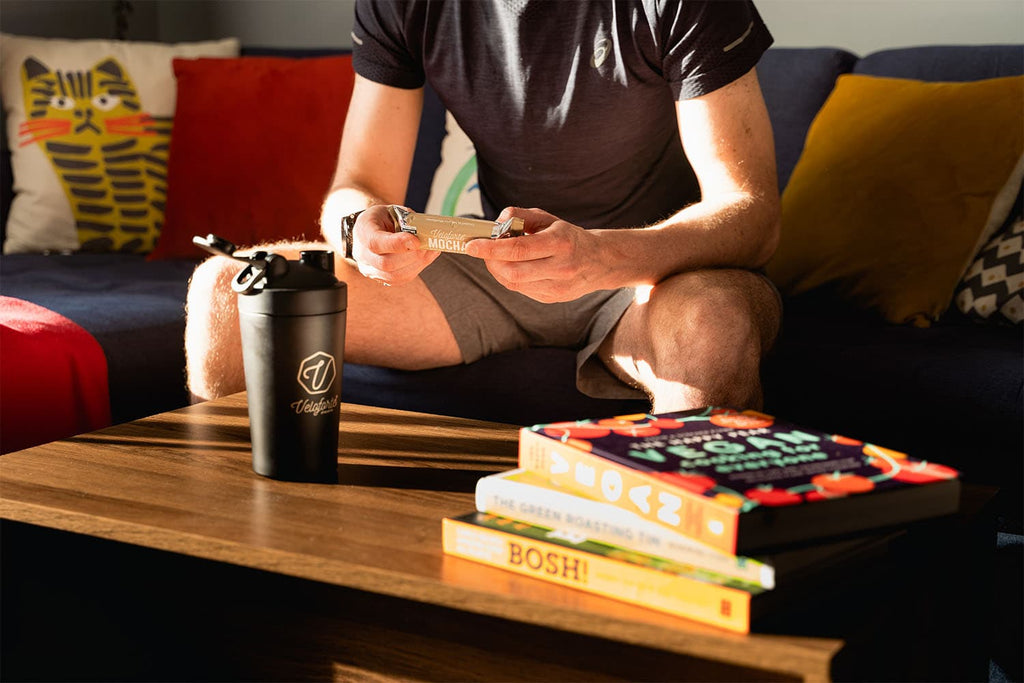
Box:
758, 0, 1023, 55
2, 0, 1021, 54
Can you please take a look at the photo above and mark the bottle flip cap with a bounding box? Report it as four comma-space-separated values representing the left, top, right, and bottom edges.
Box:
192, 234, 339, 295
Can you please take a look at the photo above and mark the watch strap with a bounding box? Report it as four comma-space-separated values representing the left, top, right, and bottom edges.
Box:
341, 210, 363, 261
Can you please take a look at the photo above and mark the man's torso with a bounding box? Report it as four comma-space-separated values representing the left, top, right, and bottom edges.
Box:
354, 0, 771, 228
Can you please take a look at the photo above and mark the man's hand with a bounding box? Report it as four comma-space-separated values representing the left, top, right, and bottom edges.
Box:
351, 204, 440, 286
465, 207, 608, 303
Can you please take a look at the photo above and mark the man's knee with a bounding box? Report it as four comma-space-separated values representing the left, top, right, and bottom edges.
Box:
185, 255, 246, 337
646, 269, 779, 360
185, 255, 248, 400
188, 255, 237, 303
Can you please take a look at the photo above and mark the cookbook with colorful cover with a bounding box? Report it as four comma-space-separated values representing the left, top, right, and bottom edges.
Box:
518, 407, 960, 554
475, 468, 777, 589
443, 511, 765, 633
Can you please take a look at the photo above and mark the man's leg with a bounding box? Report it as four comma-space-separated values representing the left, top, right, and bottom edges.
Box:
185, 241, 462, 401
598, 269, 781, 413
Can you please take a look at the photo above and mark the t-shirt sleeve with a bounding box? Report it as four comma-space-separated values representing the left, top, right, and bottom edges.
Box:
660, 0, 774, 100
351, 0, 425, 89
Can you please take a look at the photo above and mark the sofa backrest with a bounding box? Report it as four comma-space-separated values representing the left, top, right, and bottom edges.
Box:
756, 48, 858, 190
757, 44, 1024, 192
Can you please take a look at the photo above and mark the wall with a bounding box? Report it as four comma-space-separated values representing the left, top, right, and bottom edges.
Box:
759, 0, 1023, 55
155, 0, 354, 48
0, 0, 1021, 54
150, 0, 1023, 54
0, 0, 159, 40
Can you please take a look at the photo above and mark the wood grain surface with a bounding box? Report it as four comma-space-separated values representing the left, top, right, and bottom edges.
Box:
0, 393, 886, 682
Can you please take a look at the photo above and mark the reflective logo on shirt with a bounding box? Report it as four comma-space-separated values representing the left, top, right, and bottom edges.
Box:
591, 38, 611, 68
723, 21, 754, 53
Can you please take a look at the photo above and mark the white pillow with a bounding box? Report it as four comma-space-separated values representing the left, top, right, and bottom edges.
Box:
1, 33, 239, 254
425, 111, 483, 218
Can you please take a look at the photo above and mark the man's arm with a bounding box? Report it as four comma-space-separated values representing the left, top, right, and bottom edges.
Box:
667, 66, 781, 269
320, 74, 433, 283
467, 68, 781, 303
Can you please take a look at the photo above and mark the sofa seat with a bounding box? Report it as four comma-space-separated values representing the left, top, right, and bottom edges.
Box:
0, 254, 196, 442
763, 298, 1023, 490
0, 250, 650, 451
344, 348, 646, 426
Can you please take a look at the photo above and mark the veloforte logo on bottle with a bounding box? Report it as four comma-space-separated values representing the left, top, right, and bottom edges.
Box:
291, 351, 339, 416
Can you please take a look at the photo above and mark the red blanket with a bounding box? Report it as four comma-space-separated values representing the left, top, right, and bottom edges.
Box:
1, 296, 110, 454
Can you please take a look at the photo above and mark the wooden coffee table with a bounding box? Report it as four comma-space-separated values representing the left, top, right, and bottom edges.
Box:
0, 393, 995, 682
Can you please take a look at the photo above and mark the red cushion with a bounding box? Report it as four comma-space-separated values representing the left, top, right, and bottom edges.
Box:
0, 297, 111, 453
148, 55, 354, 260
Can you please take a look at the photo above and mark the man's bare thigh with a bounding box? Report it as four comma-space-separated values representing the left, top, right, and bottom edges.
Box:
246, 241, 461, 370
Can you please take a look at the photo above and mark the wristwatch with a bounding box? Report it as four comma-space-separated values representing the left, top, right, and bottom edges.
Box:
340, 210, 364, 262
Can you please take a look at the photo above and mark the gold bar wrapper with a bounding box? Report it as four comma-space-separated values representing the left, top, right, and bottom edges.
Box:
389, 206, 524, 254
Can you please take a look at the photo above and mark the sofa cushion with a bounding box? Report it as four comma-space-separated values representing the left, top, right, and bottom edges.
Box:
230, 47, 447, 214
0, 33, 240, 254
756, 47, 857, 190
424, 111, 483, 217
767, 73, 1024, 326
148, 55, 355, 260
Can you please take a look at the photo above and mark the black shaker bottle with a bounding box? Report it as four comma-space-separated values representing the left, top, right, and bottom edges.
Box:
194, 234, 347, 483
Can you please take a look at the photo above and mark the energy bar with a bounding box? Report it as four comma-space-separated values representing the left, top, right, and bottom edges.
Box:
389, 206, 524, 254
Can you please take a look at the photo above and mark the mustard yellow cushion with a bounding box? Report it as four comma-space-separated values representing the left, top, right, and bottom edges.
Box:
766, 74, 1024, 326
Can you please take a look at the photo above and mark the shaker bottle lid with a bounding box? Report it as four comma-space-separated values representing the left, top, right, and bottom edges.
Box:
191, 234, 348, 315
300, 251, 335, 273
238, 281, 348, 317
236, 248, 347, 316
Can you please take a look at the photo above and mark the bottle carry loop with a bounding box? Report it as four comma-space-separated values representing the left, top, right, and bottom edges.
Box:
192, 234, 335, 294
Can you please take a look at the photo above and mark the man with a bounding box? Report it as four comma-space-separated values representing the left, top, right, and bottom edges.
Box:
186, 0, 781, 414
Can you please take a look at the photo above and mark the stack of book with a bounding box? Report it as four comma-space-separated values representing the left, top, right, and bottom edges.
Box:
442, 407, 961, 633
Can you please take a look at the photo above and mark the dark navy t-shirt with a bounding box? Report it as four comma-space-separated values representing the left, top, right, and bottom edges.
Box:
353, 0, 772, 229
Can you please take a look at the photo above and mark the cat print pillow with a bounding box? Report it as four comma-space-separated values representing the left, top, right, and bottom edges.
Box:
1, 33, 239, 254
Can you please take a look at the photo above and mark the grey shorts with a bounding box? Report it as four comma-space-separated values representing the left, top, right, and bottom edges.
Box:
419, 252, 643, 399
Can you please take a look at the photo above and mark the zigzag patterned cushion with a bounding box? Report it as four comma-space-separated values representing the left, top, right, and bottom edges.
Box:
956, 218, 1024, 324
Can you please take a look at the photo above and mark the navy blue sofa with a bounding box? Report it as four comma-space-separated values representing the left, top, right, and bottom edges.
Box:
2, 45, 1021, 504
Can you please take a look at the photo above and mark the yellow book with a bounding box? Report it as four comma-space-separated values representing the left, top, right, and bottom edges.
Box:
442, 511, 760, 634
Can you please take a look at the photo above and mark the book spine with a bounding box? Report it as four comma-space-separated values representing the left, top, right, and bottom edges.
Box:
476, 471, 774, 589
442, 516, 751, 634
518, 428, 740, 554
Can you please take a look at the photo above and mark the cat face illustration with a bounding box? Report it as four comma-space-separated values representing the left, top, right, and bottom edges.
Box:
18, 56, 154, 145
14, 55, 172, 253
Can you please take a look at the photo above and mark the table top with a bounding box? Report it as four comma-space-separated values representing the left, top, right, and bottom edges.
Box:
0, 393, 843, 680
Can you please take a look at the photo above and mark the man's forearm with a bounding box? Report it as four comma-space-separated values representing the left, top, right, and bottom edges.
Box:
591, 190, 780, 290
